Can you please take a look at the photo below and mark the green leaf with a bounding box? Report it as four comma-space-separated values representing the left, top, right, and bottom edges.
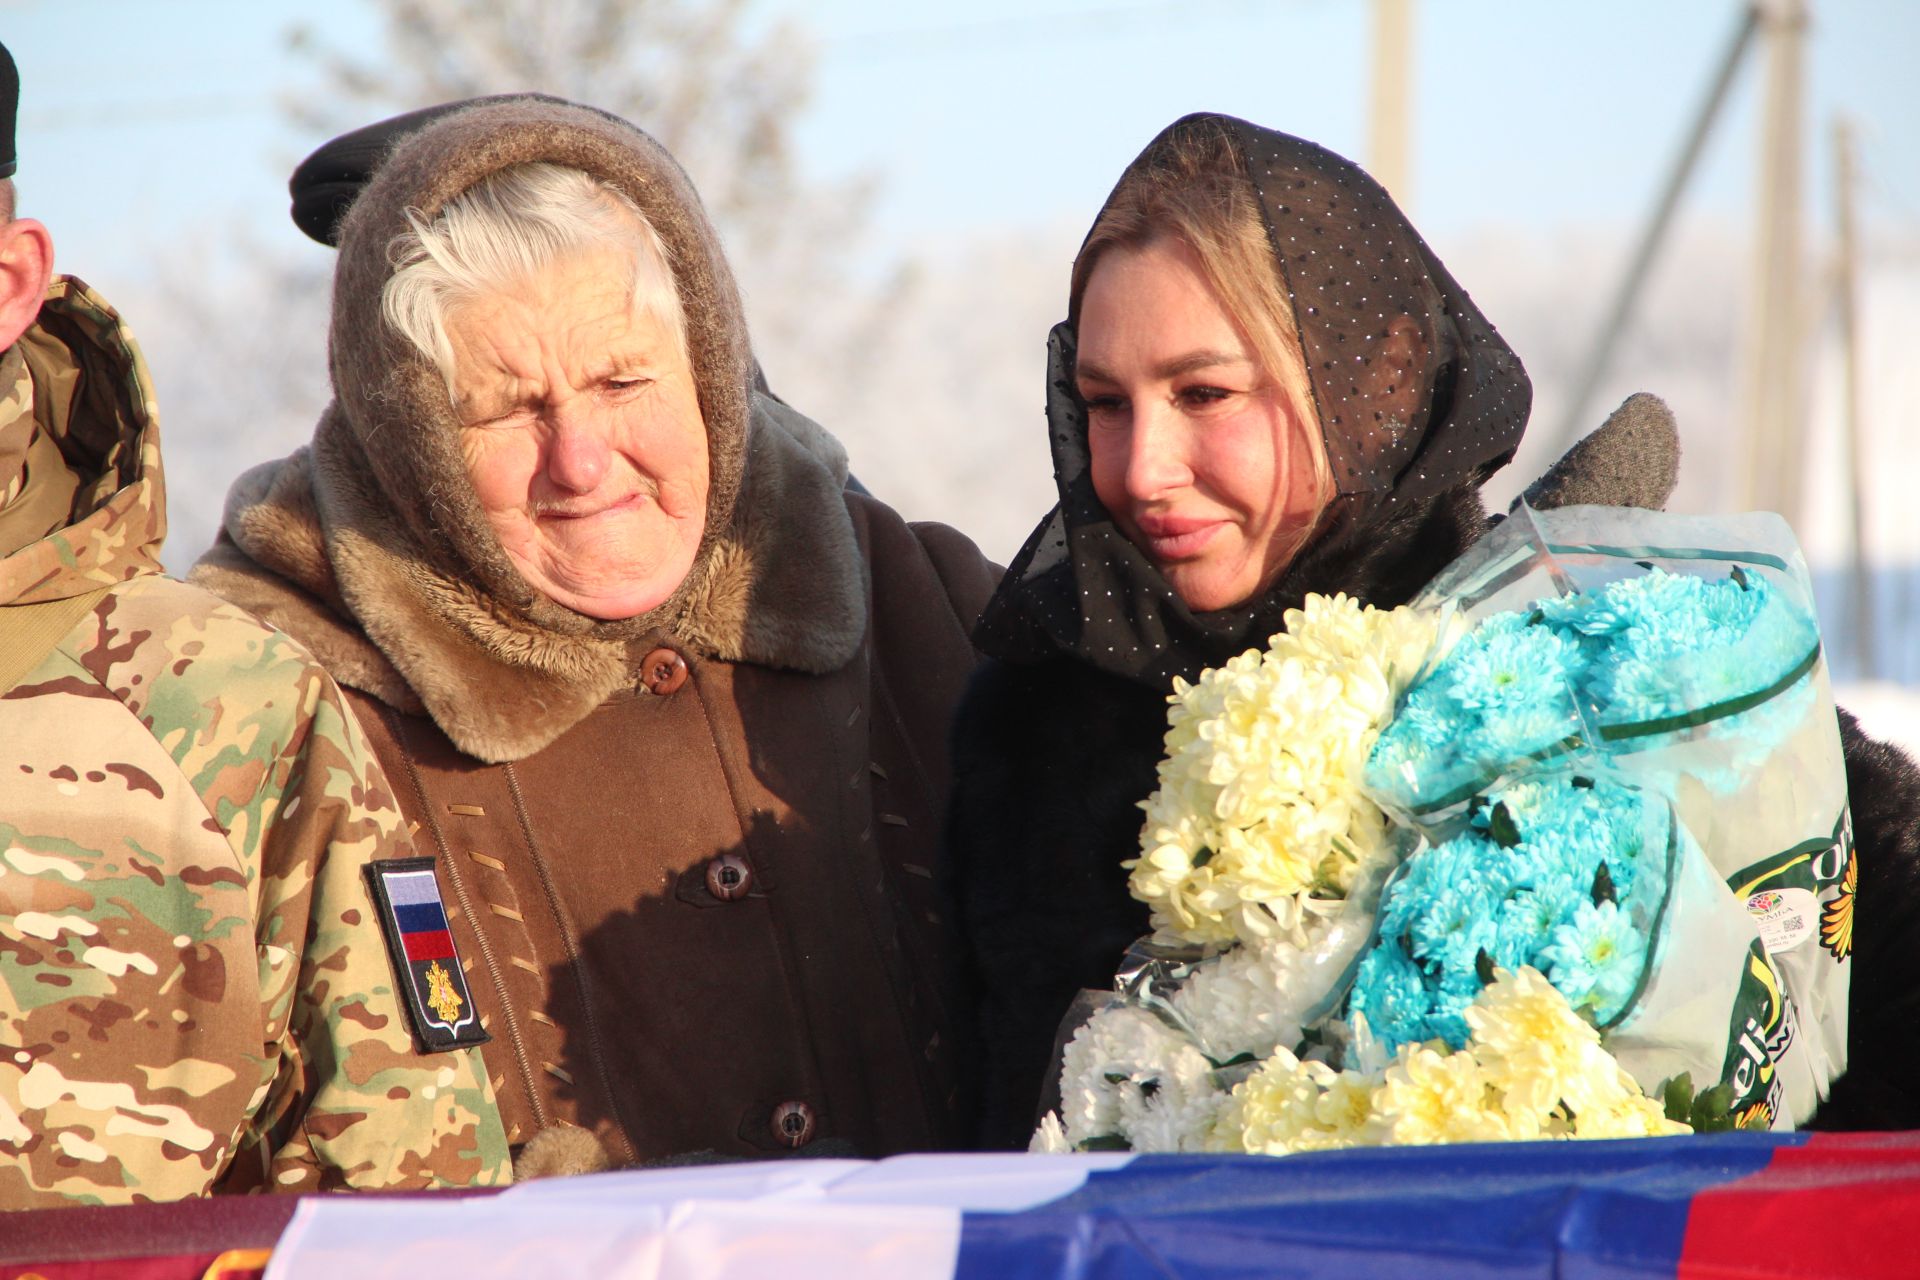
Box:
1489, 802, 1522, 848
1526, 609, 1546, 626
1140, 1078, 1161, 1098
1208, 1051, 1258, 1070
1691, 1082, 1737, 1133
1730, 564, 1751, 591
1103, 1072, 1128, 1085
1571, 775, 1595, 789
1661, 1072, 1695, 1124
1192, 846, 1214, 868
1076, 1134, 1131, 1152
1475, 948, 1497, 986
1592, 862, 1617, 906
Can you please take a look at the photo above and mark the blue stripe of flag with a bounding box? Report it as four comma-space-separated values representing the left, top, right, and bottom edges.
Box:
954, 1133, 1803, 1279
394, 900, 449, 936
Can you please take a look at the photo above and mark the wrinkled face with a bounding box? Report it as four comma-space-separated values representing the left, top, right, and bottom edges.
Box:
447, 250, 708, 620
1079, 236, 1328, 613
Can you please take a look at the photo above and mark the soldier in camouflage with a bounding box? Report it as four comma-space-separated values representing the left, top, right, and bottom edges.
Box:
0, 40, 510, 1205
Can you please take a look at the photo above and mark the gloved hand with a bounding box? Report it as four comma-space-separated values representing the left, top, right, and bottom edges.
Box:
1514, 392, 1681, 514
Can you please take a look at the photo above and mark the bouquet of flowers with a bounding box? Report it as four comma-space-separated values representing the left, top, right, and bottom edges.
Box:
1032, 506, 1851, 1154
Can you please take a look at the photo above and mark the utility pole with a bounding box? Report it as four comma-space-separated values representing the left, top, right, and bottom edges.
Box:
1742, 0, 1810, 522
1832, 116, 1875, 678
1546, 6, 1760, 457
1368, 0, 1415, 210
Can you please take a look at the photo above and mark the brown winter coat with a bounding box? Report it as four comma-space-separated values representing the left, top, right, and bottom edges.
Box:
191, 97, 998, 1164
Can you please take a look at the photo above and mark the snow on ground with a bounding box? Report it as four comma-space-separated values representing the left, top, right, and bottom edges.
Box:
1835, 682, 1920, 758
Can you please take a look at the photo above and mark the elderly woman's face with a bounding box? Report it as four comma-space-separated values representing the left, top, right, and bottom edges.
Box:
1078, 236, 1327, 613
447, 250, 708, 620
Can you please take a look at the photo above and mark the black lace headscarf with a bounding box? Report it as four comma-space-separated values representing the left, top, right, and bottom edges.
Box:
974, 113, 1532, 688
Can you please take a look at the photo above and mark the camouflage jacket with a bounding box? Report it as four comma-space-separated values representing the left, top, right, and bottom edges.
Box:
0, 278, 510, 1206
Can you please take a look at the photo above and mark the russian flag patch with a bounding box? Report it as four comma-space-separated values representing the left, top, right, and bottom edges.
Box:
365, 857, 489, 1053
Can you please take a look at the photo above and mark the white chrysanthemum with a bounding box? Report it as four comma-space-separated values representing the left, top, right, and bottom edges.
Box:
1029, 1112, 1072, 1153
1057, 1004, 1216, 1150
1128, 594, 1439, 947
1172, 931, 1323, 1065
1117, 1060, 1232, 1153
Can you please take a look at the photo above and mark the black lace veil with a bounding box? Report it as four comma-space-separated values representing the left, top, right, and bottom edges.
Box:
974, 113, 1531, 688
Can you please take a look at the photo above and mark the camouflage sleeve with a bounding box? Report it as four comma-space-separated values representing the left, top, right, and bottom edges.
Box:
116, 581, 511, 1192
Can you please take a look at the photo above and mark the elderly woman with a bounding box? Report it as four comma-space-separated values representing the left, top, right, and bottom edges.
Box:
945, 113, 1713, 1148
194, 97, 996, 1169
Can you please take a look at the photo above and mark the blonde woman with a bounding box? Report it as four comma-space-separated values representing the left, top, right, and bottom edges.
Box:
948, 113, 1688, 1148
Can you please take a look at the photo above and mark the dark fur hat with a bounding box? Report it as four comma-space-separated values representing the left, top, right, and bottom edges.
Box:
0, 41, 18, 180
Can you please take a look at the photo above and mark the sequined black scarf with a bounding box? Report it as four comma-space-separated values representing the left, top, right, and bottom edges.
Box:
974, 114, 1531, 688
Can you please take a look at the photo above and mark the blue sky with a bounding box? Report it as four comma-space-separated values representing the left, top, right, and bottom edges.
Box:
7, 0, 1918, 300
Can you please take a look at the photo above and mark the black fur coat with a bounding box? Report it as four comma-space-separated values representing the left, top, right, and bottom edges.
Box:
1806, 711, 1920, 1130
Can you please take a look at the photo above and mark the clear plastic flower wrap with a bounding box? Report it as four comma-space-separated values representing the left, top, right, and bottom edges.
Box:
1360, 504, 1850, 1126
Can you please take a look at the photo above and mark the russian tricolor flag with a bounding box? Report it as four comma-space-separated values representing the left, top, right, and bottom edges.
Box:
365, 857, 486, 1051
386, 870, 459, 964
261, 1134, 1919, 1278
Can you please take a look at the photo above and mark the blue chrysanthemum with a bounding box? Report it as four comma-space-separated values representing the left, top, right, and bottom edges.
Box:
1540, 899, 1647, 1021
1348, 941, 1436, 1047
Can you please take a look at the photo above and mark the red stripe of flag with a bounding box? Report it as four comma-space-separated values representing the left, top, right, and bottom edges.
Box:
402, 928, 457, 962
1680, 1132, 1920, 1278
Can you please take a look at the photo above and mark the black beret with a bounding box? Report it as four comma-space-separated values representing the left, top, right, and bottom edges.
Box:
0, 41, 18, 181
289, 93, 576, 246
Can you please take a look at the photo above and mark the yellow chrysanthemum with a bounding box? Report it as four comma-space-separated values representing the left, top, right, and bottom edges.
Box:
1188, 969, 1689, 1157
1572, 1094, 1690, 1139
1466, 966, 1634, 1124
1127, 594, 1440, 947
1214, 1048, 1367, 1155
1373, 1046, 1510, 1145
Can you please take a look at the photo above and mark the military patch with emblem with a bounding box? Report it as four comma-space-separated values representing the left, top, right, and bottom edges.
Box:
365, 857, 489, 1052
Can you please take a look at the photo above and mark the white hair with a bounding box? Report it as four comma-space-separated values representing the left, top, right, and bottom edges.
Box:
380, 162, 687, 401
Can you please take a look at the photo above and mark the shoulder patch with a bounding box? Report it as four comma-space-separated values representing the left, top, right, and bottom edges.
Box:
365, 857, 489, 1052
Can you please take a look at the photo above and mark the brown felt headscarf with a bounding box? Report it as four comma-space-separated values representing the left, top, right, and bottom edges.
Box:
974, 113, 1532, 687
321, 95, 754, 644
195, 97, 867, 763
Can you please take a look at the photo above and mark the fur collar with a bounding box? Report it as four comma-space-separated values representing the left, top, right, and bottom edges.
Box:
192, 395, 864, 763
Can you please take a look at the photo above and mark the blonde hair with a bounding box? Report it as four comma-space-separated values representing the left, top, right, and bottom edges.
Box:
381, 162, 686, 401
1070, 122, 1335, 542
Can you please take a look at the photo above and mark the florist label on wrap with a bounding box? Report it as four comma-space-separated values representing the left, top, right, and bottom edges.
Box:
1746, 889, 1819, 955
1732, 807, 1856, 963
